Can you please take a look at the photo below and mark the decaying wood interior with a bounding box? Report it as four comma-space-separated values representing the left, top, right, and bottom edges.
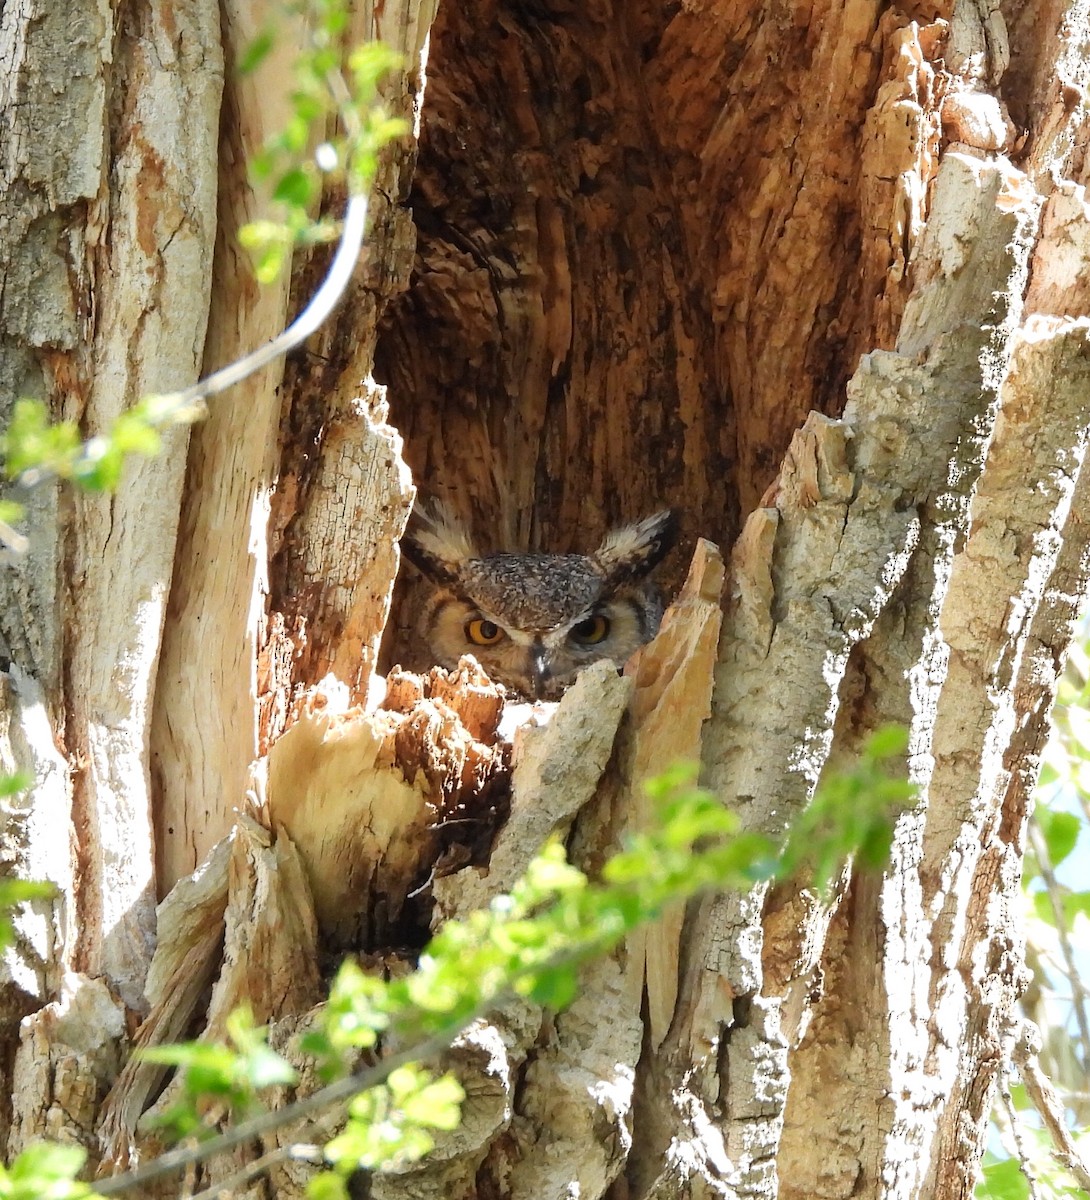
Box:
2, 0, 1090, 1197
375, 0, 914, 569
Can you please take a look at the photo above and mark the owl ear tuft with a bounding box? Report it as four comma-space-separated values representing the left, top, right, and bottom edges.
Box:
594, 509, 679, 584
401, 502, 478, 586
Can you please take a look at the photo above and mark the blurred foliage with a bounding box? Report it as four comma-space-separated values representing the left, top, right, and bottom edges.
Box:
0, 1143, 92, 1200
0, 728, 911, 1197
977, 623, 1090, 1199
3, 729, 901, 1198
239, 16, 407, 283
141, 1007, 301, 1141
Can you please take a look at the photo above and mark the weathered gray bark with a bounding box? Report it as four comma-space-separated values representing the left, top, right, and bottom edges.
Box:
1, 0, 223, 1092
1, 1, 1089, 1199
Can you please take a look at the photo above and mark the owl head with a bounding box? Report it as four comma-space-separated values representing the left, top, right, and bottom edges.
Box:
401, 505, 679, 700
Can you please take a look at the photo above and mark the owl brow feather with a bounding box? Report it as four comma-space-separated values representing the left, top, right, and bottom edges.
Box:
593, 509, 679, 584
401, 501, 478, 586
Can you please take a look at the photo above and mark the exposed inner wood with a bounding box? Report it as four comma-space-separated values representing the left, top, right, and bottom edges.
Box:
374, 0, 942, 582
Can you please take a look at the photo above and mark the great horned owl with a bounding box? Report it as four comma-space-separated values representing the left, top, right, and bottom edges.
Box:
401, 505, 678, 701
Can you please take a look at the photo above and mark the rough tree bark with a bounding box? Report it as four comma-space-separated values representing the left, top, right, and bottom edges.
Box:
1, 0, 1089, 1198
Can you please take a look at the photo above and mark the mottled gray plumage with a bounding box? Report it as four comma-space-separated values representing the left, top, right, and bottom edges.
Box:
457, 556, 605, 630
401, 505, 678, 700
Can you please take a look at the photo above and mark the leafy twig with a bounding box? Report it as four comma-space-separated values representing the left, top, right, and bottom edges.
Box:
91, 753, 910, 1194
7, 193, 368, 504
92, 1016, 459, 1196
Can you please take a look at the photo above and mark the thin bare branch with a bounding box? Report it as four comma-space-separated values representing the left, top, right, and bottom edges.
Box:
152, 193, 369, 420
1027, 820, 1090, 1066
182, 1143, 321, 1200
998, 1065, 1043, 1200
1014, 1022, 1090, 1194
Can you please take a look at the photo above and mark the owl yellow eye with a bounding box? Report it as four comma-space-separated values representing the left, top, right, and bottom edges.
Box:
465, 618, 505, 646
571, 615, 610, 645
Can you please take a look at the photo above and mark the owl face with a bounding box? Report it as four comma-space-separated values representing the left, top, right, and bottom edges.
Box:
402, 508, 678, 701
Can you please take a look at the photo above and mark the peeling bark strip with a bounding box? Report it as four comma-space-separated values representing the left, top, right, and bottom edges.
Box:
150, 0, 313, 900
925, 318, 1090, 1196
65, 0, 224, 1013
670, 154, 1042, 1196
0, 0, 111, 1049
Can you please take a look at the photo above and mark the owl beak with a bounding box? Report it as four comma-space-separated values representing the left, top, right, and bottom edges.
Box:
529, 643, 550, 700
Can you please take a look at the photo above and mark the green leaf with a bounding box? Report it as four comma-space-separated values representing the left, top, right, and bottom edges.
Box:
0, 772, 31, 799
1, 399, 82, 479
273, 167, 316, 208
1037, 760, 1060, 787
642, 761, 699, 799
524, 964, 578, 1009
0, 499, 25, 526
400, 1073, 464, 1130
370, 115, 410, 145
282, 113, 311, 155
1066, 890, 1090, 921
249, 148, 276, 181
8, 1142, 86, 1182
73, 441, 125, 492
1035, 887, 1090, 926
348, 42, 403, 87
1032, 889, 1054, 925
253, 242, 290, 284
776, 726, 914, 892
309, 46, 340, 76
307, 1172, 350, 1200
2, 1141, 92, 1198
109, 412, 162, 456
239, 28, 276, 73
292, 92, 326, 123
857, 822, 896, 870
976, 1155, 1030, 1200
0, 876, 57, 951
244, 1044, 298, 1090
141, 1041, 236, 1079
0, 878, 56, 906
1037, 809, 1081, 867
317, 2, 348, 35
863, 723, 909, 758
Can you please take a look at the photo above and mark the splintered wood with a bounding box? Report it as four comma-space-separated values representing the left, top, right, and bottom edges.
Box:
93, 659, 512, 1178
622, 539, 725, 1050
432, 659, 632, 919
86, 539, 726, 1194
390, 544, 726, 1200
271, 661, 510, 951
277, 389, 416, 712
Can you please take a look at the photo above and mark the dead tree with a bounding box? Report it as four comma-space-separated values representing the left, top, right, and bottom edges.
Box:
1, 0, 1089, 1197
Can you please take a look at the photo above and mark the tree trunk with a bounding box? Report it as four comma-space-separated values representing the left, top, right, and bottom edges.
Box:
1, 0, 1089, 1198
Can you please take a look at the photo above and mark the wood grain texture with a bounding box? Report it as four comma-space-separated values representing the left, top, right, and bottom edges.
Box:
373, 0, 961, 576
149, 0, 291, 900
